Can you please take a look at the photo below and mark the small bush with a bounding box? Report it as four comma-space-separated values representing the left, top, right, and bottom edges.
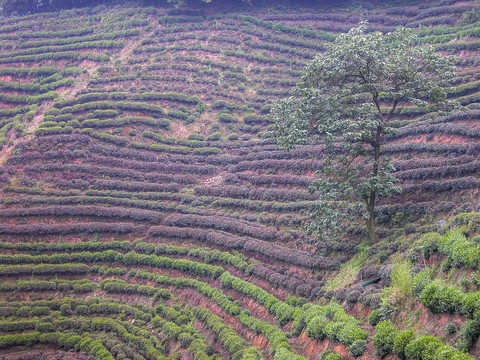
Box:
76, 305, 88, 315
319, 350, 341, 360
16, 306, 31, 317
35, 322, 55, 333
373, 320, 398, 358
393, 329, 417, 359
243, 113, 259, 124
31, 307, 49, 316
434, 345, 476, 360
413, 269, 434, 295
60, 303, 72, 316
369, 309, 383, 326
178, 332, 195, 347
419, 282, 463, 314
207, 132, 222, 141
349, 340, 367, 357
404, 336, 443, 360
455, 319, 480, 352
443, 322, 457, 335
188, 133, 204, 141
218, 113, 238, 123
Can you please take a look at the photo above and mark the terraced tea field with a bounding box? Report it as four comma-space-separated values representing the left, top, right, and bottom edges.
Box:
0, 1, 480, 359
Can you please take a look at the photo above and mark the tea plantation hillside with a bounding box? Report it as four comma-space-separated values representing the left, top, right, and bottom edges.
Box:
0, 1, 480, 359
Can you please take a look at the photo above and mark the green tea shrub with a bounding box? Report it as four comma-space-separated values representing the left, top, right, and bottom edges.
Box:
319, 350, 341, 360
404, 336, 443, 360
207, 132, 222, 141
373, 320, 398, 358
188, 133, 204, 141
219, 113, 238, 123
393, 329, 417, 359
349, 340, 367, 357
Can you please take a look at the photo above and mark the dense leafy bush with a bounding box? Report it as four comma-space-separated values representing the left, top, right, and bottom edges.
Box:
404, 336, 444, 360
295, 302, 367, 348
218, 113, 239, 123
319, 350, 341, 360
419, 282, 463, 314
194, 307, 262, 359
349, 340, 367, 358
220, 271, 296, 325
373, 320, 398, 358
393, 329, 417, 359
369, 309, 384, 326
455, 319, 480, 352
0, 222, 134, 235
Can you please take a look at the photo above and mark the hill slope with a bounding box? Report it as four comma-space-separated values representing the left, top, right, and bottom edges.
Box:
0, 1, 480, 359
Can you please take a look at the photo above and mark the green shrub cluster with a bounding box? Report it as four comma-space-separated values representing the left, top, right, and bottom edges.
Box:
393, 329, 417, 359
293, 302, 368, 350
319, 350, 341, 360
130, 269, 299, 357
0, 40, 123, 60
218, 113, 239, 123
207, 132, 222, 141
35, 125, 73, 136
349, 340, 367, 358
19, 29, 139, 48
132, 91, 203, 105
134, 241, 249, 271
0, 263, 89, 276
142, 130, 175, 144
413, 269, 480, 318
0, 251, 120, 265
414, 230, 480, 269
374, 321, 475, 360
83, 129, 128, 146
0, 279, 98, 293
0, 66, 57, 77
456, 319, 480, 352
0, 291, 195, 359
132, 137, 224, 155
0, 250, 224, 278
0, 240, 131, 252
0, 51, 110, 64
192, 147, 223, 155
131, 141, 191, 154
168, 109, 189, 120
121, 252, 224, 278
194, 307, 262, 360
0, 332, 113, 359
237, 15, 335, 41
220, 271, 297, 325
373, 320, 398, 358
0, 90, 57, 104
100, 278, 171, 300
188, 133, 205, 141
0, 79, 72, 94
80, 116, 170, 130
57, 100, 165, 116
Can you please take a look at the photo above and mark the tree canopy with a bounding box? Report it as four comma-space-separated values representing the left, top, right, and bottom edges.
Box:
270, 22, 458, 246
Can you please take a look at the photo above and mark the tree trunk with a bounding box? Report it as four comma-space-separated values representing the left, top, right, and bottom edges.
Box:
366, 128, 382, 243
366, 200, 378, 243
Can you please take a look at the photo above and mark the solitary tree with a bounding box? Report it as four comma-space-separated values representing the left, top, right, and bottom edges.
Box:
270, 22, 458, 244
